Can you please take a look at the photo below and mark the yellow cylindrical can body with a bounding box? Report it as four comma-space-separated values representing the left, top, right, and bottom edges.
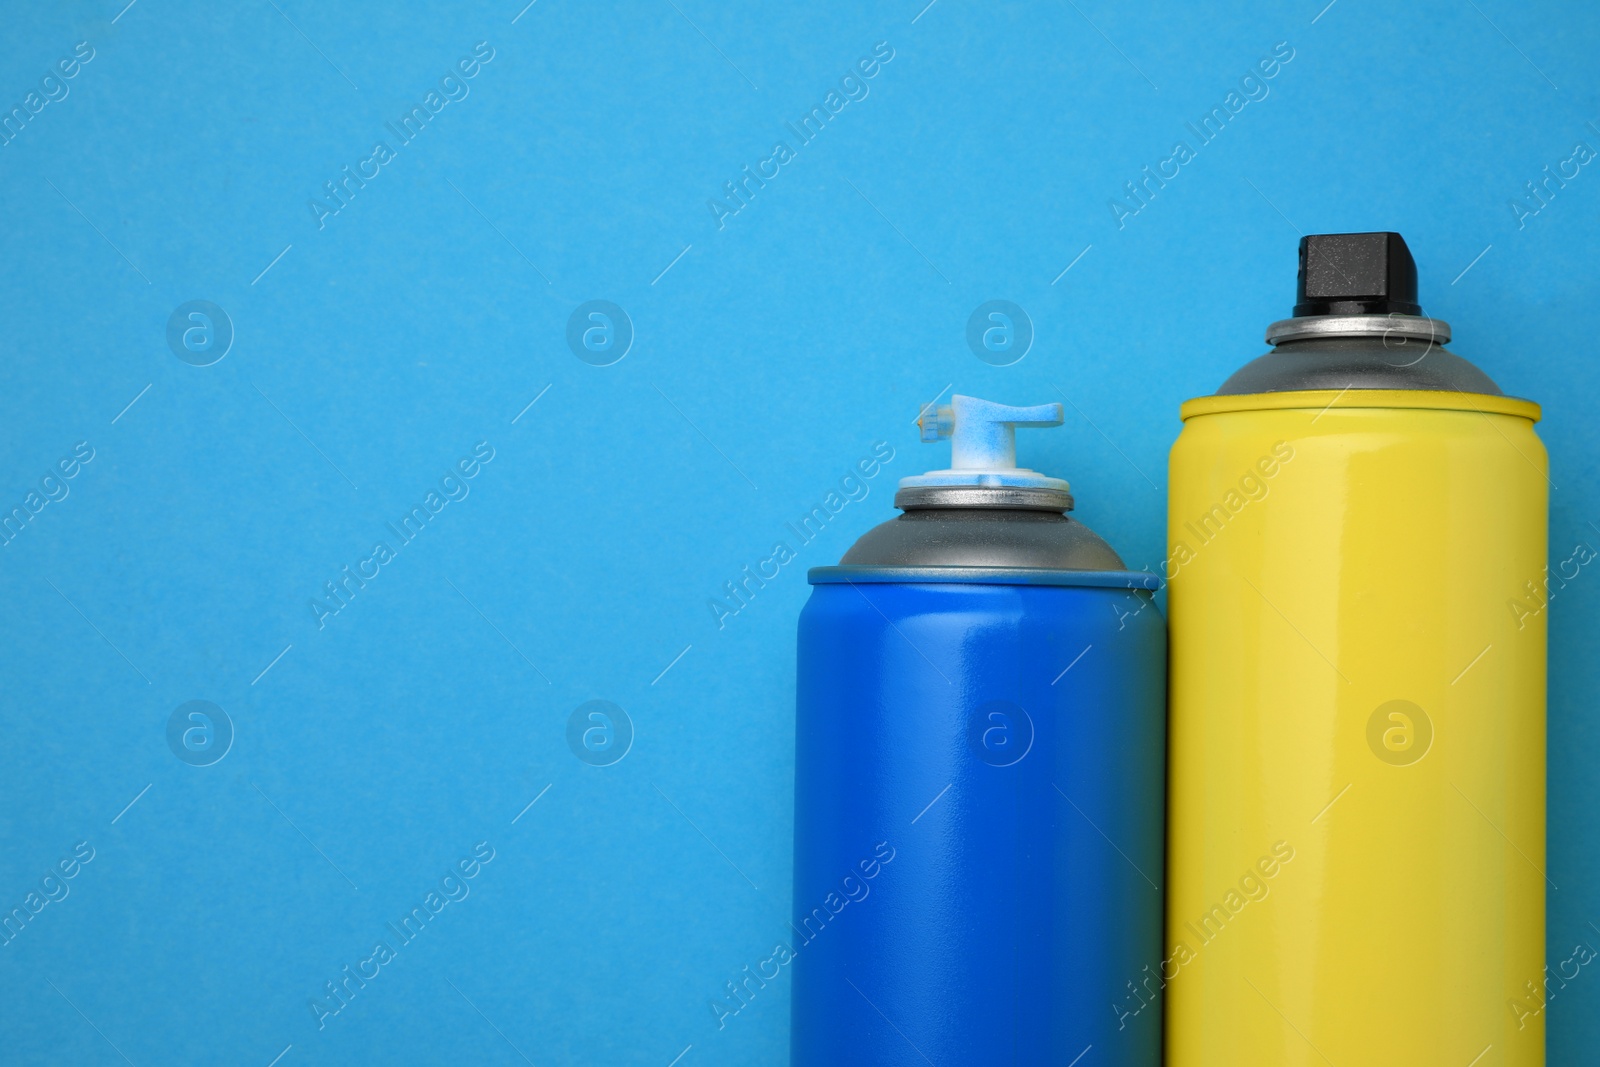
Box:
1165, 389, 1547, 1066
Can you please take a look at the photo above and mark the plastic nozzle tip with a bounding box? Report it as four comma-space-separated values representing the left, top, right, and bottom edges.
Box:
1293, 232, 1422, 318
919, 403, 955, 443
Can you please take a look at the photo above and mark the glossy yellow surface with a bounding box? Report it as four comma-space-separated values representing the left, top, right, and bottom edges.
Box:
1166, 389, 1547, 1066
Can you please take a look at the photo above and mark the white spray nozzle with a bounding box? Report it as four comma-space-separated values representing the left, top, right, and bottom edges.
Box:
919, 396, 1064, 470
903, 394, 1071, 493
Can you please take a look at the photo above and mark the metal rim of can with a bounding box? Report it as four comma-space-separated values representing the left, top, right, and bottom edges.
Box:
808, 565, 1163, 589
1263, 314, 1452, 346
1178, 388, 1542, 423
893, 486, 1074, 512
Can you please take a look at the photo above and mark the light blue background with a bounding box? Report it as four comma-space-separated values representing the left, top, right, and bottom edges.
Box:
1, 0, 1596, 1063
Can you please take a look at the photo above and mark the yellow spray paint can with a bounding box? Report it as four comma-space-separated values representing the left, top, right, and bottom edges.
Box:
1164, 233, 1547, 1066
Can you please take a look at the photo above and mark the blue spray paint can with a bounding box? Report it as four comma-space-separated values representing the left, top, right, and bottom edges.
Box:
791, 396, 1166, 1066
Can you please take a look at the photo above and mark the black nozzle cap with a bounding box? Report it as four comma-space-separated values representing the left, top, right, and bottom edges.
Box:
1293, 231, 1422, 317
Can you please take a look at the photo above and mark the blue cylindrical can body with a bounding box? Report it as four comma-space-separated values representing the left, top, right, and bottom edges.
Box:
791, 570, 1166, 1066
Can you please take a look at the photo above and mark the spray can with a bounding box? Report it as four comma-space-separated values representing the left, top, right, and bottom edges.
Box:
791, 395, 1167, 1066
1165, 233, 1547, 1064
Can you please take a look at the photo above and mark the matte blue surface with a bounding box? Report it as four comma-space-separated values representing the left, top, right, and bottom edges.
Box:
792, 580, 1166, 1065
0, 1, 1597, 1064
